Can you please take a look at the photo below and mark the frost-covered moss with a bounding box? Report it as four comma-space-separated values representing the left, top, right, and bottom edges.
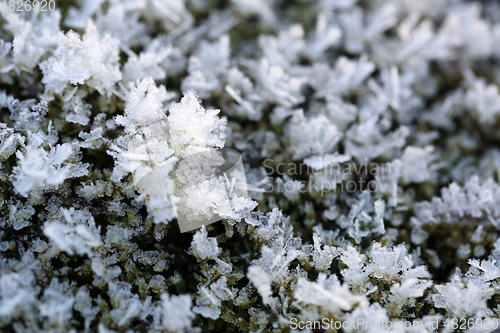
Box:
2, 0, 500, 332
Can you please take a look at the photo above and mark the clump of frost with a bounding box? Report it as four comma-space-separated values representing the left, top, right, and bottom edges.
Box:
433, 272, 494, 318
167, 91, 227, 156
413, 176, 500, 228
156, 293, 199, 332
247, 265, 276, 310
11, 141, 89, 199
40, 20, 121, 95
43, 208, 102, 256
189, 226, 221, 261
193, 277, 235, 319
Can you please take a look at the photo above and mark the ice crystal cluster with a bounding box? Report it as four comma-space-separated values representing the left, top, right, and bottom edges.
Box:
2, 0, 500, 332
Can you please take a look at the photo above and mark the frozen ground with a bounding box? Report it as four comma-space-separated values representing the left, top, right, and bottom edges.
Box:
1, 0, 500, 332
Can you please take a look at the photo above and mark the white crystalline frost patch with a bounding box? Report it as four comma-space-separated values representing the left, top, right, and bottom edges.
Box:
12, 143, 88, 198
43, 208, 102, 256
40, 20, 121, 94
